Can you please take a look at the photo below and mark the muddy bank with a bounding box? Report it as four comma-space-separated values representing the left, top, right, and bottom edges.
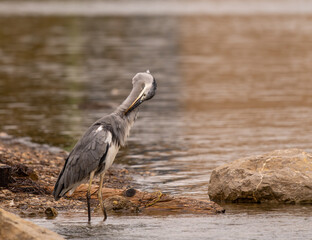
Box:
0, 133, 224, 217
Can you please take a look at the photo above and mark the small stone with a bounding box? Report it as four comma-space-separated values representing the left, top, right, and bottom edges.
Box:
45, 207, 58, 218
104, 195, 137, 212
29, 171, 39, 181
9, 200, 14, 206
124, 188, 136, 197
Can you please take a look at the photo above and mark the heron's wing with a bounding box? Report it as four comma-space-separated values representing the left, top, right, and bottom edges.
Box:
53, 124, 111, 199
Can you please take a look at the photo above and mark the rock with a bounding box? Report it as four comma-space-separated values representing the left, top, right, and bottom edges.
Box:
0, 164, 12, 187
208, 149, 312, 204
124, 188, 136, 197
44, 207, 58, 218
0, 208, 64, 240
103, 195, 139, 213
11, 164, 39, 181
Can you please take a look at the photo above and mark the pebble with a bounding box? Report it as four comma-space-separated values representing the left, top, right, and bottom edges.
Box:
45, 207, 58, 218
9, 200, 14, 206
124, 188, 136, 197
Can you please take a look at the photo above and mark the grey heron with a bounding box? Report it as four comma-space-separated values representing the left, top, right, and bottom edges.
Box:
53, 71, 157, 222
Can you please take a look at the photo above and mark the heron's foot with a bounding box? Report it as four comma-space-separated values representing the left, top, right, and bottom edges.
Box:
102, 207, 107, 222
95, 199, 108, 221
86, 192, 91, 222
98, 201, 107, 221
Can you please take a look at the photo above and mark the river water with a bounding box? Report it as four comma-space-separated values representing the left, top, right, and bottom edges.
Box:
28, 204, 312, 240
1, 1, 312, 239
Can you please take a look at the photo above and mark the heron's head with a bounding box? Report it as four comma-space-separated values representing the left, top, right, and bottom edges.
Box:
125, 70, 157, 114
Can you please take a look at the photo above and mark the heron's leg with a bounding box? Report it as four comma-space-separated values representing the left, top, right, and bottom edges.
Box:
87, 171, 95, 223
98, 172, 107, 221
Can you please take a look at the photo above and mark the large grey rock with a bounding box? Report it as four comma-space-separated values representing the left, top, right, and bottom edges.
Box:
208, 149, 312, 203
0, 208, 64, 240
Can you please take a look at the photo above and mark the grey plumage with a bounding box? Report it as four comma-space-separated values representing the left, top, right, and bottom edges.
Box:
53, 71, 157, 221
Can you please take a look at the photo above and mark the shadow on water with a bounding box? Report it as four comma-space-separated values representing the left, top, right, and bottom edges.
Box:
1, 4, 312, 238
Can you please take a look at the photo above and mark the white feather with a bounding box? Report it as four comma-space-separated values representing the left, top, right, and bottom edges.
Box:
96, 126, 103, 133
104, 142, 119, 171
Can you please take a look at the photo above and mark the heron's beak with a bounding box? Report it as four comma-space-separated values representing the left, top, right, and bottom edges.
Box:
125, 88, 145, 114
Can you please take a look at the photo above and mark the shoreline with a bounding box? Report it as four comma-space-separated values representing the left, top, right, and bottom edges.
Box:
0, 132, 224, 218
0, 132, 134, 216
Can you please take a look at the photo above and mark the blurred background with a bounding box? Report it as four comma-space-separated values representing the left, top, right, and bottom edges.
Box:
0, 0, 312, 199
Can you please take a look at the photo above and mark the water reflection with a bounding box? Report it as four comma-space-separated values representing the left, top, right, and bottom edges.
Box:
1, 15, 312, 199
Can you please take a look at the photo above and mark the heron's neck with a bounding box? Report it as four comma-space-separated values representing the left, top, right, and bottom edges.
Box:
111, 90, 139, 147
115, 105, 139, 125
115, 86, 141, 116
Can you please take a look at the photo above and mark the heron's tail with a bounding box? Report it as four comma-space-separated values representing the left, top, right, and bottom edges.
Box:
53, 174, 65, 200
53, 157, 69, 200
53, 180, 63, 201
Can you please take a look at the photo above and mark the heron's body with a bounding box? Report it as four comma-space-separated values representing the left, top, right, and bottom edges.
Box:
53, 71, 156, 222
53, 111, 138, 199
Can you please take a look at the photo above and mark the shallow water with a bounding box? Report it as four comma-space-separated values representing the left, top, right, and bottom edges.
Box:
27, 204, 312, 240
1, 1, 312, 239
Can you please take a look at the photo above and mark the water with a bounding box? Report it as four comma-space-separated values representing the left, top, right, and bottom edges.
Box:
1, 1, 312, 239
28, 204, 312, 240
